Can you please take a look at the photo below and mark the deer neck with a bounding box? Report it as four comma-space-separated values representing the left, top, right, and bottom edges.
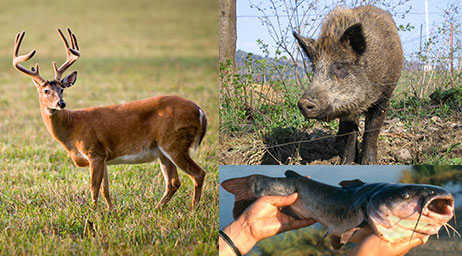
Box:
40, 105, 74, 148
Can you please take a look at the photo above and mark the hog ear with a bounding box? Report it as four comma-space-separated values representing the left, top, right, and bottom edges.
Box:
293, 31, 316, 62
340, 23, 366, 55
61, 71, 77, 88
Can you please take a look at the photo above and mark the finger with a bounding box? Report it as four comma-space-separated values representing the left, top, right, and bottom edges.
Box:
287, 218, 316, 230
420, 235, 429, 244
349, 225, 374, 243
277, 218, 316, 235
262, 193, 299, 207
390, 237, 425, 255
407, 237, 425, 248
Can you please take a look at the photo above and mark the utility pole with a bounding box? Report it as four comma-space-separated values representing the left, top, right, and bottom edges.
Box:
425, 0, 431, 71
450, 23, 454, 88
419, 24, 423, 54
219, 0, 237, 90
219, 0, 237, 71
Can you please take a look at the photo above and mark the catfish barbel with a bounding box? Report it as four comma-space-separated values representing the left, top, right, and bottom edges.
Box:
221, 170, 457, 249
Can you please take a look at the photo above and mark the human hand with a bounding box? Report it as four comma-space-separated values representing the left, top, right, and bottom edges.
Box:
348, 227, 429, 256
220, 193, 315, 255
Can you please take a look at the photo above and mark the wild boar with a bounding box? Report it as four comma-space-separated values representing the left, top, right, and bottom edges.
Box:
294, 5, 403, 164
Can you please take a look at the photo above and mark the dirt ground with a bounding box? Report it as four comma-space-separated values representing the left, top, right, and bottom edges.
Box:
220, 115, 462, 165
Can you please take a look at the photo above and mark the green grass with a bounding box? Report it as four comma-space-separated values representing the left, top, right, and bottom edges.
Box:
0, 0, 218, 254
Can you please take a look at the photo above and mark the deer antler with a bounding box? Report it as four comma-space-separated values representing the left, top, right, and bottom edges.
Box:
53, 28, 80, 81
12, 31, 47, 86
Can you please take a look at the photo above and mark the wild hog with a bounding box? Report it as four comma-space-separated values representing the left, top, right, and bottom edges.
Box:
293, 5, 403, 164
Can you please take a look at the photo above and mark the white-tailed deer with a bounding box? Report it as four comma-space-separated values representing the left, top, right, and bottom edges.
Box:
13, 28, 207, 209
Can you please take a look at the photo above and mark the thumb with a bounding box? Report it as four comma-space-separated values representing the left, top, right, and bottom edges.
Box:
263, 193, 299, 207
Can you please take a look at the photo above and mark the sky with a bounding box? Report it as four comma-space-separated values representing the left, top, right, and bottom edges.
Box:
236, 0, 455, 58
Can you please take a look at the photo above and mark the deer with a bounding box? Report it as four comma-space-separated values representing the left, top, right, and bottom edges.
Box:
12, 28, 207, 210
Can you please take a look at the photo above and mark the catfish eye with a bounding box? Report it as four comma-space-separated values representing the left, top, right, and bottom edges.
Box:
332, 63, 348, 79
43, 88, 50, 95
401, 192, 410, 199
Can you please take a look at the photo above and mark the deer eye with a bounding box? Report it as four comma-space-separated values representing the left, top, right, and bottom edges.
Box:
60, 88, 64, 93
43, 89, 50, 95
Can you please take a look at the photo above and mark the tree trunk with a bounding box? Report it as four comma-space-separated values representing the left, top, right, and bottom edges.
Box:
219, 0, 237, 88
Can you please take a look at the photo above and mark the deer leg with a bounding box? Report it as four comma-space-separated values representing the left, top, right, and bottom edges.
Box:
159, 148, 205, 208
89, 157, 106, 208
156, 154, 181, 208
99, 165, 112, 210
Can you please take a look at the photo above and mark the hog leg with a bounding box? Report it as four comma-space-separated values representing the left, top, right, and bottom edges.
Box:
361, 98, 390, 164
336, 116, 359, 164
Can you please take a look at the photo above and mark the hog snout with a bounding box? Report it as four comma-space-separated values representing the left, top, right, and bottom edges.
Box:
298, 97, 319, 118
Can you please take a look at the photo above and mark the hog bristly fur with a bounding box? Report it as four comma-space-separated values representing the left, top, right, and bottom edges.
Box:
295, 5, 404, 164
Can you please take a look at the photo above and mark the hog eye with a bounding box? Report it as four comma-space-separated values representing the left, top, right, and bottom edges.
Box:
332, 63, 348, 79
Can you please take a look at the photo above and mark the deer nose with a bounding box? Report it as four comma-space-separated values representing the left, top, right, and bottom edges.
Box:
57, 101, 66, 109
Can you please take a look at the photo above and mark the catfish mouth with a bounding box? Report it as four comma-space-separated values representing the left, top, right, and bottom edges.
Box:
368, 189, 456, 243
423, 196, 454, 220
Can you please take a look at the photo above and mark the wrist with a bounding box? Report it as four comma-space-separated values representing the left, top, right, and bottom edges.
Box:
222, 218, 258, 255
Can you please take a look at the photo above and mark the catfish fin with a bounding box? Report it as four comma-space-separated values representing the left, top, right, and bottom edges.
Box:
221, 176, 257, 219
339, 179, 365, 188
285, 170, 308, 179
329, 235, 342, 250
280, 206, 302, 220
340, 227, 360, 244
233, 199, 257, 219
315, 230, 330, 248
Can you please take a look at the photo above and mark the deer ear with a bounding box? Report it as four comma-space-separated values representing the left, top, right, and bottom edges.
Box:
61, 71, 77, 88
340, 23, 366, 55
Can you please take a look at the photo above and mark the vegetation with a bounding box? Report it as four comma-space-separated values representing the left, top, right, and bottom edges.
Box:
219, 0, 462, 165
0, 0, 218, 255
247, 227, 351, 256
400, 165, 462, 185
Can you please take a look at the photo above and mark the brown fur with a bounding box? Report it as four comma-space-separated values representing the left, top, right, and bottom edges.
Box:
40, 90, 207, 209
13, 30, 207, 209
294, 5, 404, 164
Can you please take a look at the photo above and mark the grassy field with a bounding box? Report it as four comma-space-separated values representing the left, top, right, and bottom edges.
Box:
0, 0, 218, 255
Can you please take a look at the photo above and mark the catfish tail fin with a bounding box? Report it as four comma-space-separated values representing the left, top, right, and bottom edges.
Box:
221, 176, 257, 219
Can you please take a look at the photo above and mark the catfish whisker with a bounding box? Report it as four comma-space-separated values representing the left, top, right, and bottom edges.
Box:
444, 223, 461, 238
442, 223, 450, 238
453, 210, 457, 236
410, 208, 424, 243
